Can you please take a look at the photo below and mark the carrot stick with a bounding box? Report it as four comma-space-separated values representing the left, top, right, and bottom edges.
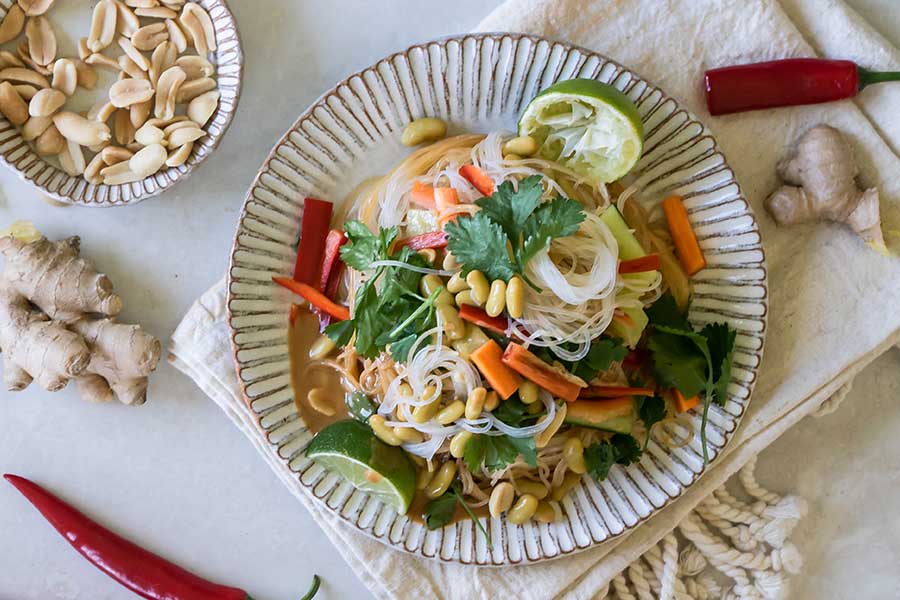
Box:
618, 254, 661, 274
673, 389, 701, 412
580, 385, 655, 399
411, 182, 436, 210
434, 187, 459, 212
459, 165, 495, 196
662, 196, 706, 276
501, 343, 585, 402
470, 340, 520, 399
273, 277, 350, 321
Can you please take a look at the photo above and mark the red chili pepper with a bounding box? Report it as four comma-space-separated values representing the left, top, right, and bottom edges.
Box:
704, 58, 900, 116
4, 474, 249, 600
273, 277, 350, 321
315, 229, 348, 330
458, 304, 508, 334
293, 198, 333, 284
395, 230, 449, 250
618, 254, 660, 274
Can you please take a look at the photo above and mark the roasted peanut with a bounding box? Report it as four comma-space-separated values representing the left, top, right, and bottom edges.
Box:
502, 135, 539, 157
308, 334, 336, 360
307, 387, 335, 416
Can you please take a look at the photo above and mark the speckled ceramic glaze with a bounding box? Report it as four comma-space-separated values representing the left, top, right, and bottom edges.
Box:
227, 33, 767, 565
0, 0, 242, 206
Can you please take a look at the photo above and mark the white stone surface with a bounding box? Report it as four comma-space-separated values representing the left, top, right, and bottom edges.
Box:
0, 1, 896, 599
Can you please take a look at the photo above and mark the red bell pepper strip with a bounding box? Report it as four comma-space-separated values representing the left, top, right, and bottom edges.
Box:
579, 385, 656, 399
273, 277, 350, 321
501, 342, 586, 402
317, 229, 347, 292
293, 198, 333, 285
704, 58, 900, 116
458, 165, 495, 196
618, 254, 660, 274
3, 474, 252, 600
458, 304, 508, 334
395, 231, 448, 250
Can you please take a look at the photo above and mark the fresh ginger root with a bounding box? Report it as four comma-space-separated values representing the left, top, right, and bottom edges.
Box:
765, 125, 888, 255
0, 223, 161, 405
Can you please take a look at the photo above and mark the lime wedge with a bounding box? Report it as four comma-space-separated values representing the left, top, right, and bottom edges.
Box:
518, 78, 644, 183
306, 420, 416, 514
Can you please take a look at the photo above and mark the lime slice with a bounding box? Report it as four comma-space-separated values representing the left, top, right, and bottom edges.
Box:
518, 78, 644, 183
306, 419, 416, 514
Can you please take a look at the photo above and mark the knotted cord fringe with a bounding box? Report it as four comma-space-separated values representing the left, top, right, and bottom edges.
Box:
598, 457, 807, 600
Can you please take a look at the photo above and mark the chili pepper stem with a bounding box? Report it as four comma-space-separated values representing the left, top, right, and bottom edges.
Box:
857, 67, 900, 90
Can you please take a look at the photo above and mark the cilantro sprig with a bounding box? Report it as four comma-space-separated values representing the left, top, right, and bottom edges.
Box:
584, 434, 642, 481
645, 294, 737, 464
445, 175, 585, 290
463, 433, 538, 473
325, 221, 438, 362
423, 481, 492, 548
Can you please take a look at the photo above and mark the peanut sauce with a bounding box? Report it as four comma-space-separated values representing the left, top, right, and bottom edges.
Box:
288, 310, 348, 433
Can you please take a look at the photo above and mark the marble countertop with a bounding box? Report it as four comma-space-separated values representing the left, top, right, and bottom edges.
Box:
1, 1, 897, 598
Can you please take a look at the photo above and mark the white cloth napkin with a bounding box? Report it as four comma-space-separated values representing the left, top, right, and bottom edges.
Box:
170, 0, 900, 597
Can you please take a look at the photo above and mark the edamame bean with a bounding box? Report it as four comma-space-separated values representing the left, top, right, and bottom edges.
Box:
518, 380, 540, 404
412, 385, 441, 423
368, 415, 402, 446
489, 482, 515, 518
484, 390, 500, 412
447, 272, 469, 293
394, 427, 424, 444
436, 400, 465, 424
506, 276, 525, 319
551, 471, 582, 501
507, 493, 538, 524
449, 431, 473, 458
466, 270, 490, 304
436, 304, 466, 341
401, 117, 447, 147
516, 479, 549, 500
425, 461, 457, 498
563, 437, 587, 474
533, 501, 557, 523
502, 135, 539, 157
485, 279, 507, 317
464, 387, 487, 420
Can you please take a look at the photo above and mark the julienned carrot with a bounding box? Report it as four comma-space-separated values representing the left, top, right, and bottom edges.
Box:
458, 304, 507, 334
673, 389, 701, 412
661, 196, 706, 276
618, 254, 661, 274
459, 165, 495, 196
411, 182, 436, 209
434, 187, 459, 211
470, 340, 520, 399
580, 385, 655, 399
273, 277, 350, 321
293, 198, 333, 285
501, 343, 585, 402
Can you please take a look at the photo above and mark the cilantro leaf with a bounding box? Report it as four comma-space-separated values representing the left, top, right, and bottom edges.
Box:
467, 434, 538, 472
520, 195, 586, 265
463, 435, 487, 472
646, 293, 691, 331
508, 436, 538, 468
571, 338, 628, 381
584, 434, 643, 482
492, 395, 542, 428
339, 221, 392, 270
701, 322, 737, 406
646, 330, 707, 398
476, 175, 544, 241
423, 488, 457, 530
611, 433, 642, 466
637, 396, 666, 449
584, 441, 617, 481
444, 212, 517, 281
324, 319, 354, 346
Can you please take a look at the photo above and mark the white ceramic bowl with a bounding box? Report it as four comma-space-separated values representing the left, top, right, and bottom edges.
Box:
0, 0, 243, 206
227, 33, 767, 565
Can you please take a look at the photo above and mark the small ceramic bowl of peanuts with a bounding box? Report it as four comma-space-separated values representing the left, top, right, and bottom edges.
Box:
0, 0, 242, 205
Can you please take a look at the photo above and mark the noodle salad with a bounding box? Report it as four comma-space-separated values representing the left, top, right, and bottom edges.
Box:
278, 80, 737, 533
